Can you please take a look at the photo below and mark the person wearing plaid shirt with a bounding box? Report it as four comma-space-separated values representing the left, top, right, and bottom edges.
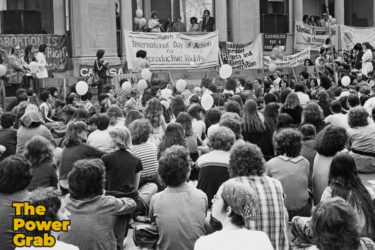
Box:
228, 142, 289, 250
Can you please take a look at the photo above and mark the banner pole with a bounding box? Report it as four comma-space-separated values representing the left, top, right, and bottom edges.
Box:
325, 0, 337, 85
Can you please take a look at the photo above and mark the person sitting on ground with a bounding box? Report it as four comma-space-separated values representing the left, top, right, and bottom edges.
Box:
0, 112, 17, 161
324, 100, 349, 129
87, 113, 115, 153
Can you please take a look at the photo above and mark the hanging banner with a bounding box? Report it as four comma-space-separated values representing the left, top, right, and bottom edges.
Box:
0, 34, 70, 72
294, 21, 338, 52
264, 48, 311, 68
263, 33, 287, 51
219, 35, 263, 70
125, 30, 219, 70
340, 25, 375, 51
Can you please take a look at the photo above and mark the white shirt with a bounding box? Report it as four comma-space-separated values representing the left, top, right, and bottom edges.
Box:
324, 113, 349, 129
296, 91, 310, 108
35, 52, 48, 78
194, 229, 274, 250
16, 240, 79, 250
87, 129, 116, 153
192, 118, 206, 139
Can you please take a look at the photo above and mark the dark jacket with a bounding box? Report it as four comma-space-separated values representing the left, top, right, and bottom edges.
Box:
201, 16, 215, 32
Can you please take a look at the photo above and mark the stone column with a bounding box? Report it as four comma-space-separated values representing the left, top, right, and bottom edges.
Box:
120, 0, 133, 60
70, 0, 120, 76
215, 0, 227, 41
230, 0, 259, 43
53, 0, 65, 35
334, 0, 344, 24
294, 0, 303, 22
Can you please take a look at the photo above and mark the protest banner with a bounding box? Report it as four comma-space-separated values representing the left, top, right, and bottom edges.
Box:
294, 21, 338, 52
340, 25, 375, 51
79, 64, 124, 77
263, 33, 287, 51
125, 31, 219, 70
219, 35, 263, 70
264, 48, 311, 68
0, 34, 70, 72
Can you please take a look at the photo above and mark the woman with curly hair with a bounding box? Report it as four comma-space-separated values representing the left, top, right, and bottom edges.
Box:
242, 99, 274, 160
266, 129, 311, 219
125, 109, 144, 128
316, 90, 331, 118
321, 153, 375, 239
301, 102, 326, 133
170, 95, 186, 120
143, 98, 166, 147
197, 126, 235, 207
107, 104, 125, 127
347, 107, 375, 173
188, 103, 206, 140
24, 136, 57, 191
158, 122, 186, 159
312, 125, 348, 204
176, 112, 200, 161
281, 92, 303, 126
310, 197, 374, 250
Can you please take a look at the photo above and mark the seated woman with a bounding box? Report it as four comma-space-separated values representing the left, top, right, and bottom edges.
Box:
309, 197, 374, 250
195, 179, 273, 250
158, 122, 186, 159
60, 159, 136, 250
197, 126, 236, 207
39, 90, 54, 123
151, 145, 208, 250
24, 136, 57, 191
176, 112, 200, 161
266, 128, 311, 219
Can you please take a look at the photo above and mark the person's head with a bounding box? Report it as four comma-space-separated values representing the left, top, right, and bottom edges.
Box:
348, 106, 369, 128
276, 113, 293, 130
125, 110, 144, 128
311, 197, 361, 250
190, 16, 198, 24
330, 100, 342, 114
201, 78, 212, 90
158, 145, 190, 187
231, 95, 243, 109
24, 136, 54, 167
353, 43, 362, 52
203, 9, 210, 18
63, 121, 88, 147
205, 108, 222, 127
300, 123, 316, 140
347, 94, 360, 108
224, 101, 242, 117
68, 159, 105, 200
284, 92, 301, 109
175, 16, 182, 22
15, 88, 27, 100
264, 93, 277, 105
264, 102, 279, 133
208, 126, 235, 151
1, 112, 15, 129
176, 112, 194, 137
144, 98, 163, 128
219, 117, 242, 140
304, 59, 313, 66
39, 44, 47, 53
129, 118, 152, 145
317, 90, 329, 103
170, 95, 186, 118
107, 104, 123, 126
225, 79, 237, 93
229, 142, 265, 177
66, 92, 77, 106
95, 113, 110, 131
108, 126, 132, 150
159, 123, 186, 155
24, 45, 33, 56
11, 45, 21, 56
212, 179, 259, 227
151, 11, 159, 19
39, 91, 52, 103
0, 155, 32, 194
243, 99, 265, 133
20, 111, 43, 128
274, 128, 302, 157
315, 125, 348, 157
136, 50, 147, 59
320, 75, 332, 90
187, 103, 204, 121
295, 84, 305, 93
362, 42, 371, 50
71, 108, 89, 123
80, 91, 93, 102
96, 49, 105, 59
61, 105, 76, 124
103, 84, 114, 95
302, 102, 324, 125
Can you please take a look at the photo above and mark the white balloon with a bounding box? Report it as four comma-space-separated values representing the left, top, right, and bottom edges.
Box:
138, 79, 148, 90
29, 62, 38, 74
268, 63, 277, 73
364, 97, 375, 117
160, 88, 173, 100
161, 100, 170, 110
341, 76, 351, 87
76, 81, 89, 96
134, 17, 140, 25
122, 81, 131, 92
176, 79, 187, 92
136, 9, 143, 18
219, 64, 232, 79
141, 69, 152, 80
0, 64, 6, 76
201, 94, 214, 111
139, 18, 147, 28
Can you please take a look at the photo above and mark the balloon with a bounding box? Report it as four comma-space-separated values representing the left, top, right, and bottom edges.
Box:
134, 17, 140, 25
0, 64, 6, 77
175, 79, 187, 92
219, 64, 232, 79
75, 81, 89, 96
160, 88, 173, 100
29, 62, 38, 74
270, 54, 277, 60
121, 81, 131, 92
161, 100, 170, 110
138, 18, 147, 28
136, 9, 143, 18
278, 46, 285, 52
141, 69, 152, 80
341, 76, 351, 87
201, 94, 214, 111
138, 79, 148, 90
268, 63, 277, 73
364, 97, 375, 117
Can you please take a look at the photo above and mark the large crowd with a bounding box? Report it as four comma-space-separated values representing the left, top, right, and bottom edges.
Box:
0, 39, 375, 250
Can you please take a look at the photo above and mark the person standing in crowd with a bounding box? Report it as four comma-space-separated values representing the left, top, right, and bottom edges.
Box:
171, 16, 186, 32
281, 92, 303, 126
361, 42, 373, 77
94, 49, 109, 97
151, 145, 207, 250
228, 142, 289, 250
201, 9, 215, 32
8, 45, 27, 87
188, 17, 200, 32
352, 43, 364, 70
131, 50, 150, 74
148, 11, 163, 32
195, 179, 274, 250
35, 44, 49, 92
23, 45, 36, 91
